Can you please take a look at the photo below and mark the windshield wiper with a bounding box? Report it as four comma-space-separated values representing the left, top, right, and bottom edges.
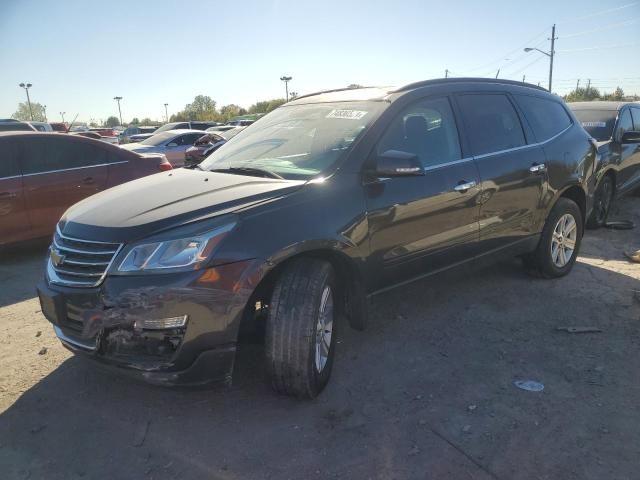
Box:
210, 167, 283, 179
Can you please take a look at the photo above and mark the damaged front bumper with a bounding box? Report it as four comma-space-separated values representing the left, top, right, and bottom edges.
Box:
37, 260, 260, 386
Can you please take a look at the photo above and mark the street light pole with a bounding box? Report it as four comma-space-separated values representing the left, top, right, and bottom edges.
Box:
113, 96, 123, 126
19, 83, 34, 120
280, 76, 292, 102
524, 24, 556, 93
164, 103, 169, 123
60, 112, 66, 123
43, 105, 48, 122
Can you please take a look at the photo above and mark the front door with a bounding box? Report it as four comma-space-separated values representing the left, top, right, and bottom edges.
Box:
454, 93, 545, 250
613, 107, 640, 193
0, 137, 30, 245
365, 96, 481, 290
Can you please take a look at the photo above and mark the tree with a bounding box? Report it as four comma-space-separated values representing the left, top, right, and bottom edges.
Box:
170, 95, 219, 122
12, 101, 46, 122
140, 117, 155, 125
564, 86, 601, 102
105, 116, 120, 127
219, 104, 243, 122
248, 98, 285, 114
130, 117, 140, 125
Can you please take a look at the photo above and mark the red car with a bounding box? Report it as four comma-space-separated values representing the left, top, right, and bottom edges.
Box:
0, 132, 172, 245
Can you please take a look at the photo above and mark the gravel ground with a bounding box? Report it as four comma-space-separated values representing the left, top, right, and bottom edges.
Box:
1, 197, 639, 480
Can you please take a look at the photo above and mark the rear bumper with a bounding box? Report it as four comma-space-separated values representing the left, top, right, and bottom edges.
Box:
37, 260, 259, 386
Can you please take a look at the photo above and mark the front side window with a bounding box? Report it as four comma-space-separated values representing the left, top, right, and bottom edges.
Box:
376, 97, 461, 168
631, 109, 640, 130
199, 101, 387, 179
615, 109, 634, 142
21, 137, 107, 174
457, 94, 526, 156
516, 95, 571, 142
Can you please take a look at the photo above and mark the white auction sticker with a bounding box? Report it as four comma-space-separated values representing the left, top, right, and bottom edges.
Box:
326, 109, 368, 120
582, 121, 606, 128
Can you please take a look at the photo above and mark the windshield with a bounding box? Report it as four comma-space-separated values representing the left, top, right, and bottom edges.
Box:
571, 109, 617, 141
155, 123, 184, 133
139, 131, 176, 146
199, 101, 386, 179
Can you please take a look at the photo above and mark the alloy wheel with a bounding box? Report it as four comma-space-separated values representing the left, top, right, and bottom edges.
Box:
551, 213, 578, 267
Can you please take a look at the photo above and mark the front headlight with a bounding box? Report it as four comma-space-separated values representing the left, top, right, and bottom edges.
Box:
116, 221, 236, 273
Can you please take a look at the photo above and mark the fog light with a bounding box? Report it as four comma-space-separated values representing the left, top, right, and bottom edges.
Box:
135, 315, 188, 330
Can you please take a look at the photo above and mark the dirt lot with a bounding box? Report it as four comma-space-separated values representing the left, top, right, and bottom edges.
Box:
1, 197, 639, 480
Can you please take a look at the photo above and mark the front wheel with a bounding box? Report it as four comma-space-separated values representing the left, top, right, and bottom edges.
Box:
524, 198, 583, 278
265, 258, 337, 398
586, 175, 614, 229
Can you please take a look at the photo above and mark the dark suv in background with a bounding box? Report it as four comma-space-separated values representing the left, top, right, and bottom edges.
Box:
568, 101, 640, 227
37, 78, 596, 398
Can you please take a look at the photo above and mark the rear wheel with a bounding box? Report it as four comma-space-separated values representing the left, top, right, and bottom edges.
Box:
587, 175, 614, 229
524, 198, 583, 278
265, 258, 337, 398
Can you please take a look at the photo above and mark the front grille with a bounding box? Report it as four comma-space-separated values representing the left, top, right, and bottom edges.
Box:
48, 226, 122, 288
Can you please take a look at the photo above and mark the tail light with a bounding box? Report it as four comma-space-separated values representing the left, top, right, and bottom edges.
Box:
159, 161, 173, 171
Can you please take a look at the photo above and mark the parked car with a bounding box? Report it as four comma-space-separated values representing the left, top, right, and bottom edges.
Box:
206, 125, 238, 133
0, 132, 172, 245
28, 121, 53, 132
89, 128, 119, 145
120, 129, 205, 167
127, 133, 156, 143
49, 122, 69, 133
226, 119, 254, 127
37, 79, 596, 398
184, 132, 227, 168
568, 101, 640, 227
154, 121, 220, 134
118, 125, 158, 144
71, 131, 102, 140
0, 119, 36, 132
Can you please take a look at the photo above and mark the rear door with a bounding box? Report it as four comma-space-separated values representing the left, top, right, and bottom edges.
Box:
628, 107, 640, 190
614, 107, 640, 193
454, 92, 546, 251
365, 96, 481, 289
0, 137, 31, 244
165, 133, 204, 167
20, 135, 108, 237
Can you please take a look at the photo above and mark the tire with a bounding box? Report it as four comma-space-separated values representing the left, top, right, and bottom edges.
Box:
586, 175, 614, 229
524, 198, 583, 278
265, 258, 337, 398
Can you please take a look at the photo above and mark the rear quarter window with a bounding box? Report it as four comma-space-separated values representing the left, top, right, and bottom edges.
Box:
0, 138, 22, 178
515, 95, 572, 142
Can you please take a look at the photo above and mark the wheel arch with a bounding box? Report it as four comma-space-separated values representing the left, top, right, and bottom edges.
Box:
238, 243, 369, 341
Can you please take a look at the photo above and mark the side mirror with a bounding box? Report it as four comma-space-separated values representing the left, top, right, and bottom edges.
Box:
373, 150, 423, 177
167, 142, 178, 147
621, 131, 640, 144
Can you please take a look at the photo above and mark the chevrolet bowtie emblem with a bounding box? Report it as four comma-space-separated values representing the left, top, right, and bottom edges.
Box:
50, 248, 65, 267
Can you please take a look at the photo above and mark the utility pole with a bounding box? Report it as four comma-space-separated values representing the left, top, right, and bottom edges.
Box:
280, 76, 292, 102
113, 96, 123, 126
445, 69, 449, 78
164, 103, 169, 123
495, 69, 500, 79
548, 24, 557, 93
60, 111, 66, 123
19, 83, 34, 120
586, 79, 591, 97
576, 79, 580, 92
522, 75, 526, 84
43, 105, 48, 122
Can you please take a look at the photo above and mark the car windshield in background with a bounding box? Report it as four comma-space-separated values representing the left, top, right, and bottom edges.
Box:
199, 101, 386, 180
139, 132, 176, 146
154, 123, 184, 133
572, 109, 617, 141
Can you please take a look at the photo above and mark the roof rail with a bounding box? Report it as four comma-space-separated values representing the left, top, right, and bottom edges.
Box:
292, 85, 372, 101
393, 77, 548, 93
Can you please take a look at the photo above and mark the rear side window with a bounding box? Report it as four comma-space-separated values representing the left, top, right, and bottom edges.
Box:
0, 139, 22, 178
516, 95, 571, 141
456, 94, 526, 156
21, 137, 107, 174
616, 109, 634, 142
632, 109, 640, 129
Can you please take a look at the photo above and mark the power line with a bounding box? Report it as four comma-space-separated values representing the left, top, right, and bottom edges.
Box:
558, 42, 640, 52
561, 18, 639, 38
560, 1, 639, 24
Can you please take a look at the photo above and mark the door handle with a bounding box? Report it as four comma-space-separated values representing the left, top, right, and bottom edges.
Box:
0, 192, 17, 199
453, 181, 477, 192
529, 163, 546, 173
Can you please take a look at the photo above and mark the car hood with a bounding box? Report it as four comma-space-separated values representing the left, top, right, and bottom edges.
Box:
60, 168, 306, 243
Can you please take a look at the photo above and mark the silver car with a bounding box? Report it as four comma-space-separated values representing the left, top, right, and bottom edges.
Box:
120, 129, 205, 167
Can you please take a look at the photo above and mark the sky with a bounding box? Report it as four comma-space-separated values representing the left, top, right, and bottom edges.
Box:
1, 0, 639, 124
